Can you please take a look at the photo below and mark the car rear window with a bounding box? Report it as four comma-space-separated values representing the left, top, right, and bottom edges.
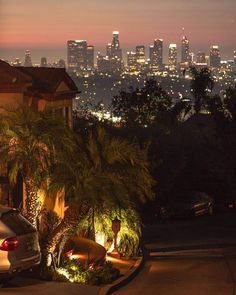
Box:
0, 211, 36, 235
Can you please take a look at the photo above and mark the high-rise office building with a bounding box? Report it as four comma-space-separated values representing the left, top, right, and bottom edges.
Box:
181, 35, 190, 63
168, 44, 177, 69
136, 45, 145, 66
210, 45, 221, 68
196, 51, 206, 64
103, 31, 122, 72
112, 31, 120, 51
127, 51, 137, 70
97, 53, 111, 73
109, 31, 122, 71
106, 43, 112, 58
41, 57, 47, 67
189, 52, 194, 64
67, 40, 88, 72
150, 39, 163, 69
87, 45, 94, 69
24, 50, 32, 67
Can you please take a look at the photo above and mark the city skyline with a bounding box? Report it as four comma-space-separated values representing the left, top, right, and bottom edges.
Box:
0, 0, 235, 61
0, 34, 235, 66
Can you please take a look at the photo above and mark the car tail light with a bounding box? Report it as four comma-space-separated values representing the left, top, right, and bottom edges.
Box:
0, 237, 19, 251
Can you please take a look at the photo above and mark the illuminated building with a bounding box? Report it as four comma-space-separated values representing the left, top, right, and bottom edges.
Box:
109, 31, 122, 71
0, 60, 78, 216
106, 43, 112, 58
41, 57, 47, 67
136, 45, 145, 67
168, 44, 177, 69
234, 50, 236, 65
102, 31, 123, 73
127, 51, 137, 71
97, 53, 111, 73
67, 40, 89, 72
12, 58, 22, 67
87, 45, 94, 69
189, 52, 194, 64
181, 35, 190, 63
210, 45, 221, 68
150, 39, 163, 70
24, 50, 32, 67
197, 52, 206, 64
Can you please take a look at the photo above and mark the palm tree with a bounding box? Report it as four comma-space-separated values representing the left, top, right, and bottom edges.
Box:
43, 126, 154, 266
190, 67, 214, 113
0, 104, 75, 228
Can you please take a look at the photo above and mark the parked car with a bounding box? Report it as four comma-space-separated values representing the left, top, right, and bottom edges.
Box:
0, 206, 41, 281
163, 192, 214, 219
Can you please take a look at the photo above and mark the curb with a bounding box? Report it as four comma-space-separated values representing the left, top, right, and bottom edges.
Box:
97, 256, 144, 295
146, 242, 236, 253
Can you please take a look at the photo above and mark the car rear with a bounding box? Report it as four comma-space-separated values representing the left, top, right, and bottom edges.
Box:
0, 208, 41, 278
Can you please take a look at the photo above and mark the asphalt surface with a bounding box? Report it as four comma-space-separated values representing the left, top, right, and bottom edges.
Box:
114, 213, 236, 295
113, 252, 236, 295
2, 213, 236, 295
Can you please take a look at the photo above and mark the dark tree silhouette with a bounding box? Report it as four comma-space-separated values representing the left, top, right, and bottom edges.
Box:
190, 67, 214, 113
112, 79, 171, 127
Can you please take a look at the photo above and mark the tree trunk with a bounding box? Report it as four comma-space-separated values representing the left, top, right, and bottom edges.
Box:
42, 202, 89, 267
91, 207, 95, 241
24, 176, 41, 228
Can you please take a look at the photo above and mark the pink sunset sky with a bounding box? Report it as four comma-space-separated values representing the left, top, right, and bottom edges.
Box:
0, 0, 235, 61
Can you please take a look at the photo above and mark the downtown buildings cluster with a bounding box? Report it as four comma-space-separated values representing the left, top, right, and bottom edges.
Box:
2, 31, 236, 106
66, 31, 236, 76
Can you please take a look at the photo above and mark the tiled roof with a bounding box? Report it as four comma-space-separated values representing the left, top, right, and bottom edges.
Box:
0, 60, 31, 85
0, 60, 78, 94
16, 67, 78, 93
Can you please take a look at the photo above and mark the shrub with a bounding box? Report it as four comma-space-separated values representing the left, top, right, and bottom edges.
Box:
58, 258, 120, 285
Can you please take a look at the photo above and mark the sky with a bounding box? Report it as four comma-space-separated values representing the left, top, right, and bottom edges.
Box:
0, 0, 235, 62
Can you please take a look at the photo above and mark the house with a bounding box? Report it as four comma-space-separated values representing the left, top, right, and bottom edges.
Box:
0, 60, 78, 218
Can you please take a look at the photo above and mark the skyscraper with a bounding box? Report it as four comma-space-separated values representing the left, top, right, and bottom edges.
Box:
87, 45, 94, 69
67, 40, 88, 72
127, 51, 137, 70
109, 31, 122, 71
97, 53, 111, 73
210, 45, 221, 68
150, 39, 163, 70
136, 45, 145, 66
168, 44, 177, 69
181, 35, 190, 63
112, 31, 120, 51
24, 50, 32, 67
196, 51, 206, 64
106, 43, 112, 58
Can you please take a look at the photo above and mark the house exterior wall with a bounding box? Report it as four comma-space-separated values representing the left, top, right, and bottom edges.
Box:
0, 82, 75, 220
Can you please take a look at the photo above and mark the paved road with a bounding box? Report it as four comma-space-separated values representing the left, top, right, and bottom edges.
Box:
114, 213, 236, 295
143, 213, 236, 251
113, 250, 236, 295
